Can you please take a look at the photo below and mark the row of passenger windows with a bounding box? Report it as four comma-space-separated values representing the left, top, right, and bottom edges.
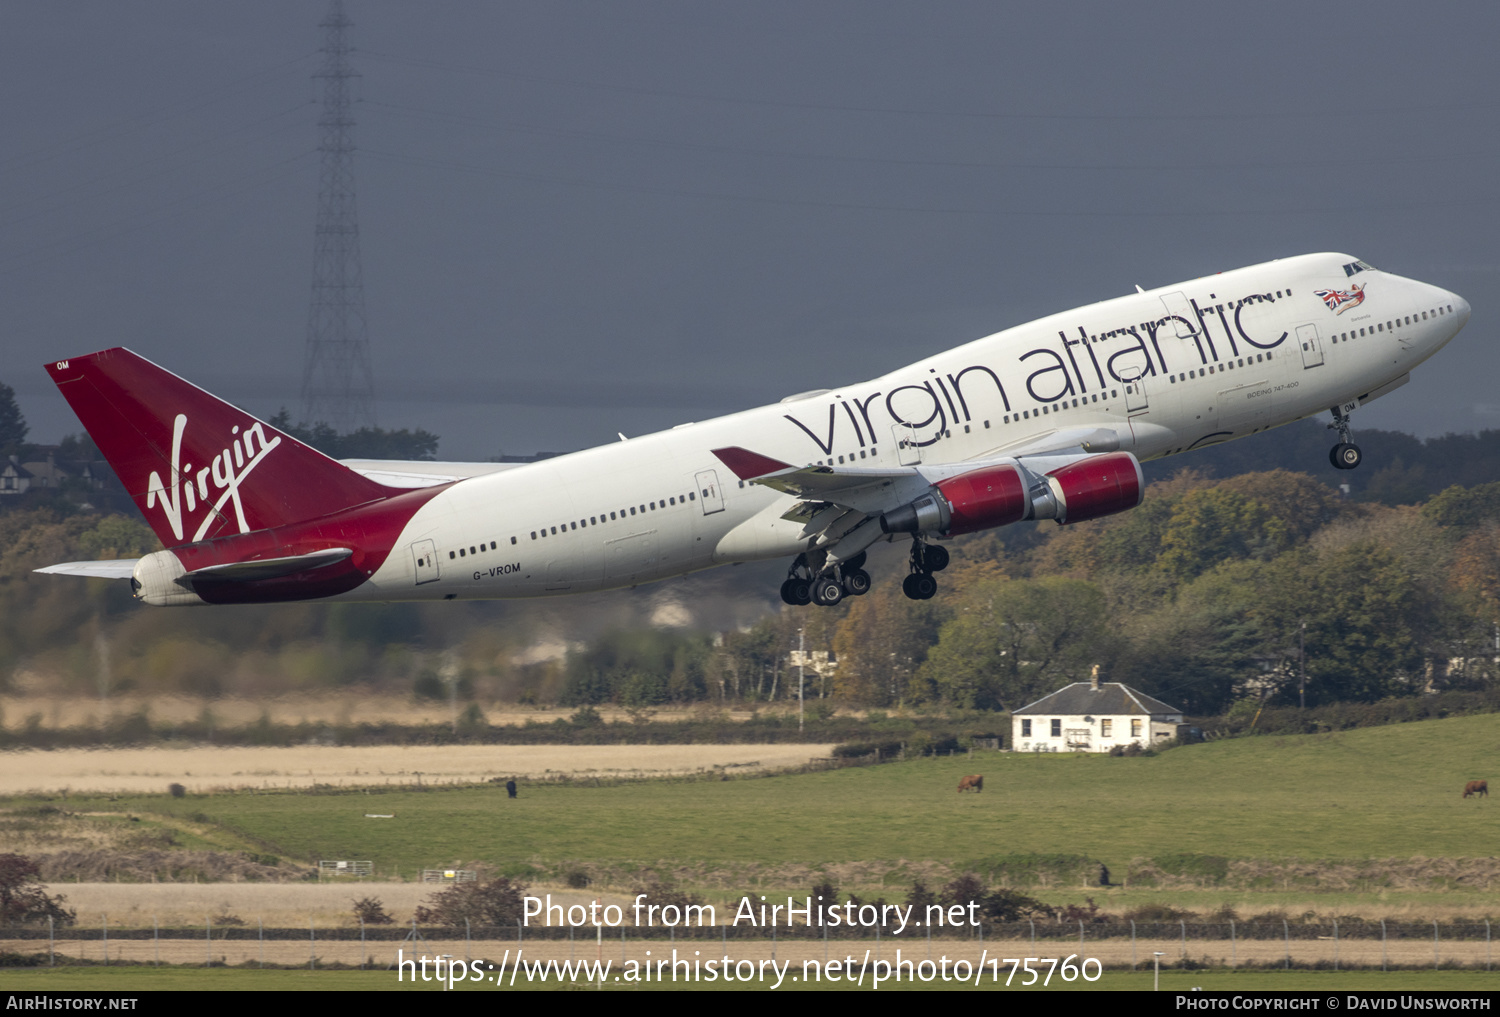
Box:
1329, 306, 1453, 345
816, 446, 879, 467
448, 487, 711, 557
529, 492, 698, 540
451, 539, 505, 560
1167, 351, 1273, 381
1003, 390, 1118, 424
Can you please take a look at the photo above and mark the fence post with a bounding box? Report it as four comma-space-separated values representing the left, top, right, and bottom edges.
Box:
1078, 918, 1084, 950
1229, 919, 1235, 969
206, 917, 212, 967
1180, 919, 1186, 959
1283, 920, 1290, 969
361, 916, 366, 969
259, 916, 264, 969
310, 917, 315, 970
1487, 919, 1491, 971
49, 915, 54, 967
102, 913, 107, 966
1130, 920, 1136, 970
467, 918, 472, 963
1381, 919, 1386, 972
1333, 919, 1339, 971
1434, 919, 1439, 968
1029, 919, 1035, 951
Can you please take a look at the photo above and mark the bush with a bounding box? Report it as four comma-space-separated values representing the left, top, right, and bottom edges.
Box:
414, 877, 528, 927
352, 896, 394, 925
168, 783, 186, 798
0, 854, 75, 926
981, 888, 1050, 922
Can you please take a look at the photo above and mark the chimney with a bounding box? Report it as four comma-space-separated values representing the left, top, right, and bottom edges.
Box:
1090, 664, 1100, 692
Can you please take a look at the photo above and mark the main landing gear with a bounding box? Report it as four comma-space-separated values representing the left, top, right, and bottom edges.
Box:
900, 539, 947, 601
779, 539, 949, 606
780, 551, 872, 608
1327, 405, 1363, 471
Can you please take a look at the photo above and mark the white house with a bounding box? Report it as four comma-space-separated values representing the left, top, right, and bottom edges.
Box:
1011, 676, 1184, 753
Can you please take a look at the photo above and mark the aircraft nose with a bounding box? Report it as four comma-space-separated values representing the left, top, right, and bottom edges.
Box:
1454, 293, 1472, 327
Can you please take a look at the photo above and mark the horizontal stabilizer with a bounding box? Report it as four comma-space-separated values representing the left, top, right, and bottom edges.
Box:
174, 547, 353, 587
34, 560, 141, 580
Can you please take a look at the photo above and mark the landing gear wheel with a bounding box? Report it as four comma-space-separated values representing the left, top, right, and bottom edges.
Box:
843, 569, 872, 596
781, 578, 812, 606
1330, 442, 1362, 470
902, 573, 937, 600
811, 577, 845, 607
922, 544, 949, 572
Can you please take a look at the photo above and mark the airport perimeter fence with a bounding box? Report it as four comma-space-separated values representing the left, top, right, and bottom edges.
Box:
3, 918, 1498, 971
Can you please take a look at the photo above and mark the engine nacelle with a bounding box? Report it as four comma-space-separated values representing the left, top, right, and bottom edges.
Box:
934, 464, 1030, 535
1045, 451, 1143, 525
879, 453, 1144, 536
881, 463, 1030, 536
879, 492, 950, 535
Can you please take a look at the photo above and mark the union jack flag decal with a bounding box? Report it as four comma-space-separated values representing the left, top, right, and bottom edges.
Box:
1314, 283, 1365, 315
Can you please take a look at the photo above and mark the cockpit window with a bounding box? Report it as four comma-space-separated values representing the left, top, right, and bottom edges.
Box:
1343, 259, 1378, 277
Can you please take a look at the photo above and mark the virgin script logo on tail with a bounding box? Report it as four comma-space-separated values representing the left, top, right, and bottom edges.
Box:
144, 414, 281, 543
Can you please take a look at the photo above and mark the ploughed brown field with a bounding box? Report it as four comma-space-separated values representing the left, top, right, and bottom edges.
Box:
0, 743, 837, 795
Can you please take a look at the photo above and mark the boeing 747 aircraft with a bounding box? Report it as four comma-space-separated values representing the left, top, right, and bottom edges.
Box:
38, 252, 1468, 608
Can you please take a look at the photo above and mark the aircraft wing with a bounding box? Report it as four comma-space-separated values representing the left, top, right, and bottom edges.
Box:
712, 447, 925, 518
712, 426, 1124, 514
34, 559, 140, 579
976, 426, 1122, 459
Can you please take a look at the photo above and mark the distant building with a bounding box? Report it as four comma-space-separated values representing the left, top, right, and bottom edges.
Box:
1012, 674, 1184, 753
1, 449, 111, 502
0, 457, 33, 495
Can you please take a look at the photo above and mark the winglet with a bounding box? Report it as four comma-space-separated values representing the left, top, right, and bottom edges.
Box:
712, 446, 794, 480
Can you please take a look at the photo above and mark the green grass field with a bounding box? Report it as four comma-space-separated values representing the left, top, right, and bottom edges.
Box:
16, 712, 1497, 904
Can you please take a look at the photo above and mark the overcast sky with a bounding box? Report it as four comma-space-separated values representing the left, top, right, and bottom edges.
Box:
3, 1, 1496, 461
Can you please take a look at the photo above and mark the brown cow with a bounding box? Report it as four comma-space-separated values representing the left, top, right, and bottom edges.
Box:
1463, 780, 1488, 798
957, 774, 983, 793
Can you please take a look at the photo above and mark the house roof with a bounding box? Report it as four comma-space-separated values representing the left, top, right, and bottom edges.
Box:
1012, 682, 1182, 717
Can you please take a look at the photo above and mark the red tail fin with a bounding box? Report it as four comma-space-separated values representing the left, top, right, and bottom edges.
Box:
46, 348, 395, 548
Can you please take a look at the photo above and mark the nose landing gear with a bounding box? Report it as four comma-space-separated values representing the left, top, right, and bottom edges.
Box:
1327, 405, 1362, 470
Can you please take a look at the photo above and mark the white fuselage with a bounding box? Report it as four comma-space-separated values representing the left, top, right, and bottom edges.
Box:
350, 253, 1469, 601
